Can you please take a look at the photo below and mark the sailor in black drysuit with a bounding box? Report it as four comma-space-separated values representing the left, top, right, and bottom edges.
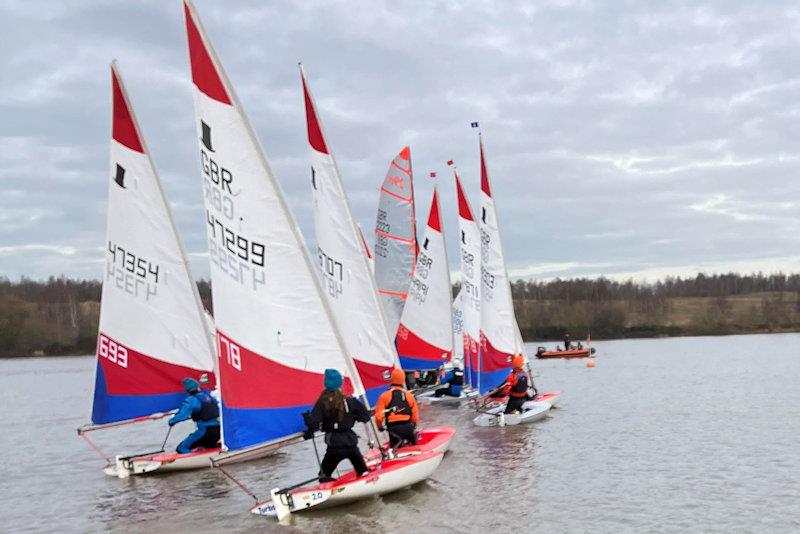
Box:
303, 369, 371, 482
169, 377, 220, 454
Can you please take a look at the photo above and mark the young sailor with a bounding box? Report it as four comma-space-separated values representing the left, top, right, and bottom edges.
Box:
433, 360, 464, 398
303, 369, 371, 482
490, 355, 534, 414
375, 368, 419, 448
168, 377, 221, 454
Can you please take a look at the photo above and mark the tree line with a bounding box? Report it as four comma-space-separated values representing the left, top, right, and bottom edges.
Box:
1, 273, 799, 357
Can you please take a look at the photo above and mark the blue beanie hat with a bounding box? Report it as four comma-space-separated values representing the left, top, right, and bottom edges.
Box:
182, 377, 200, 393
323, 369, 343, 391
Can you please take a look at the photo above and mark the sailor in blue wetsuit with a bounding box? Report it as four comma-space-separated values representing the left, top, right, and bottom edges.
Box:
169, 377, 221, 454
433, 360, 464, 397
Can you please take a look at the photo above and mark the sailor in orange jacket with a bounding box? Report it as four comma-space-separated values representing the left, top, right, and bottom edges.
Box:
490, 354, 534, 414
375, 368, 419, 448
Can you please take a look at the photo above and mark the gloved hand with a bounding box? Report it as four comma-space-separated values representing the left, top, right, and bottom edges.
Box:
302, 410, 312, 427
303, 429, 315, 440
378, 424, 386, 432
168, 420, 176, 427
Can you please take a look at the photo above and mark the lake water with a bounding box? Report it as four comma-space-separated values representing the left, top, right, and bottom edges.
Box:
2, 333, 799, 533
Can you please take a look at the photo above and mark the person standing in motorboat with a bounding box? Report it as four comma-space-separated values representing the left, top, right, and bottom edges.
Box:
489, 355, 533, 414
303, 369, 371, 482
564, 333, 572, 350
375, 368, 419, 448
433, 360, 464, 398
168, 377, 221, 454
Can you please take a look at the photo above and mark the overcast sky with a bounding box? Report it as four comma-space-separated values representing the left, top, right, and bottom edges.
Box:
2, 0, 800, 283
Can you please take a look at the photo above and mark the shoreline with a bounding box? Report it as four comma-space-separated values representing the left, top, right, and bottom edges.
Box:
4, 328, 799, 359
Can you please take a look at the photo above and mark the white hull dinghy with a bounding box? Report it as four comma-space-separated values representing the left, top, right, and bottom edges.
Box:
473, 400, 551, 427
417, 388, 479, 405
105, 448, 222, 477
78, 62, 220, 473
251, 450, 444, 520
103, 432, 301, 478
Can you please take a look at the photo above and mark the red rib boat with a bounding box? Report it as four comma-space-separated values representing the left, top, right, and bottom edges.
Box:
536, 346, 596, 359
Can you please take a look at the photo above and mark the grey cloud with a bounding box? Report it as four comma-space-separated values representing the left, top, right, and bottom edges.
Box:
1, 0, 799, 282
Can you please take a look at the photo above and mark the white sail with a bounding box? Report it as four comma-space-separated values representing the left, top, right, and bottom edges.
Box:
300, 67, 398, 401
374, 147, 417, 336
453, 169, 482, 389
452, 288, 464, 364
478, 134, 522, 393
184, 0, 363, 451
91, 62, 215, 425
396, 188, 453, 370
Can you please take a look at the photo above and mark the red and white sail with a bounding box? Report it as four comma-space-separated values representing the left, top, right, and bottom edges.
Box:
454, 169, 481, 389
396, 188, 453, 370
183, 1, 362, 450
300, 67, 398, 402
91, 62, 215, 425
374, 147, 417, 335
477, 135, 522, 393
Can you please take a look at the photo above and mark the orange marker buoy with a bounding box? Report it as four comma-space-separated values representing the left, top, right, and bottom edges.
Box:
586, 359, 596, 368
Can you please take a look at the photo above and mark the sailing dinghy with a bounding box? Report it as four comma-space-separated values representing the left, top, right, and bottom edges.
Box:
473, 133, 554, 423
395, 187, 453, 371
373, 147, 417, 336
473, 400, 551, 427
181, 1, 447, 519
301, 67, 399, 404
77, 62, 222, 477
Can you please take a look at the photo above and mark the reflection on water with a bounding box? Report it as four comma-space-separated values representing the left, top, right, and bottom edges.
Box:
2, 333, 800, 532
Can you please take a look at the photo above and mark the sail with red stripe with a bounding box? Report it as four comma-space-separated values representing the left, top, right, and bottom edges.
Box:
91, 62, 216, 425
454, 169, 482, 390
396, 188, 453, 370
300, 67, 398, 403
183, 1, 363, 450
374, 147, 417, 336
477, 134, 521, 393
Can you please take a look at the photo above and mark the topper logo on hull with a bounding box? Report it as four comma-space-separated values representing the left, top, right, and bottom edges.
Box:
113, 164, 126, 189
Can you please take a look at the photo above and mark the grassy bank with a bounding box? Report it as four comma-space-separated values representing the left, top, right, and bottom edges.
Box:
516, 292, 800, 341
